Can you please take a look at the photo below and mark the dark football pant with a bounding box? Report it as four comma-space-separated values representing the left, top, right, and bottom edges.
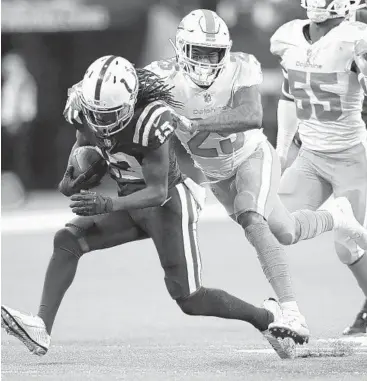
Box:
65, 182, 202, 300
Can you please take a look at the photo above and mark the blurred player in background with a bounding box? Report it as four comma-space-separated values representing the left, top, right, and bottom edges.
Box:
1, 56, 297, 359
146, 9, 367, 343
271, 0, 367, 336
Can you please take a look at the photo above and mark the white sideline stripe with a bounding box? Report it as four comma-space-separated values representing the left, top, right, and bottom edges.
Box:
236, 337, 367, 355
236, 349, 367, 355
317, 337, 367, 346
1, 204, 229, 235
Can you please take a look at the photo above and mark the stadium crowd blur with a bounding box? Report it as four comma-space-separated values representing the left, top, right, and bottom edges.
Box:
1, 0, 308, 201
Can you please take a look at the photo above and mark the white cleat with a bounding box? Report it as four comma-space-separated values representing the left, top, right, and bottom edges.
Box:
269, 307, 310, 345
1, 305, 50, 356
262, 298, 296, 359
329, 197, 367, 250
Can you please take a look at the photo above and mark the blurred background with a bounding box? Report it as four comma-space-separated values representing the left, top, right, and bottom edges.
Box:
2, 0, 306, 207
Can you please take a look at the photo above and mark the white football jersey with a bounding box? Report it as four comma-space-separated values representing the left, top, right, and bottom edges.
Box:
145, 52, 266, 179
271, 20, 367, 152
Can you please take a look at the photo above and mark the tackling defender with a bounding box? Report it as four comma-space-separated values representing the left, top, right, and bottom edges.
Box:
271, 0, 367, 335
144, 9, 367, 343
1, 56, 297, 359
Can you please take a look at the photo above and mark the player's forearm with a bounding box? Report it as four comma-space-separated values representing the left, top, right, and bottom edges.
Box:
66, 133, 91, 167
66, 141, 82, 167
276, 99, 298, 158
111, 185, 168, 211
196, 103, 263, 133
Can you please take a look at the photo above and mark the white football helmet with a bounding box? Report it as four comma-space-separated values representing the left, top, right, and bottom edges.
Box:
301, 0, 366, 23
172, 9, 232, 87
79, 55, 139, 137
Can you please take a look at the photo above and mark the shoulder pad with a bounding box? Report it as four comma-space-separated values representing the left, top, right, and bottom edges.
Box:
144, 58, 178, 80
336, 21, 367, 43
270, 19, 309, 58
231, 52, 263, 88
133, 101, 175, 149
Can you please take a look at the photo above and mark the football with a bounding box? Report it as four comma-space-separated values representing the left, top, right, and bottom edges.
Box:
70, 146, 107, 182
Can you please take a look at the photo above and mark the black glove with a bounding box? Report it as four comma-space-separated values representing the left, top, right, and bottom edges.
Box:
70, 190, 114, 216
58, 166, 101, 197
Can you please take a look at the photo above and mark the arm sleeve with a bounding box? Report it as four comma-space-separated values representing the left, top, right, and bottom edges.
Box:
276, 99, 299, 159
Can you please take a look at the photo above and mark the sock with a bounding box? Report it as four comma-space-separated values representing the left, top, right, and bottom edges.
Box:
37, 248, 79, 335
292, 210, 334, 243
281, 301, 300, 314
349, 253, 367, 297
243, 221, 295, 303
178, 287, 273, 332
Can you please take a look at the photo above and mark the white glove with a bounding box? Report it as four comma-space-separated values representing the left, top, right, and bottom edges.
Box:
63, 82, 83, 124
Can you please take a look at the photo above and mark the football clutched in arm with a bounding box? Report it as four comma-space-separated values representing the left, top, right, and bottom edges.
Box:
58, 146, 108, 197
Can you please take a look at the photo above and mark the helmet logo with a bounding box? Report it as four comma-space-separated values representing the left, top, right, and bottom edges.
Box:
120, 78, 133, 94
206, 33, 216, 43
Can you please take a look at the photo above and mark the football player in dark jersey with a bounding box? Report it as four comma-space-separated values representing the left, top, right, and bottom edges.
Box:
1, 56, 295, 359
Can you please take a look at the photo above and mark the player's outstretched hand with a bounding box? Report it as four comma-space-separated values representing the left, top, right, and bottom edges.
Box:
58, 166, 100, 197
172, 112, 198, 135
70, 190, 114, 216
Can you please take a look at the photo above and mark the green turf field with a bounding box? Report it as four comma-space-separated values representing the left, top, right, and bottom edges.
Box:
2, 200, 367, 380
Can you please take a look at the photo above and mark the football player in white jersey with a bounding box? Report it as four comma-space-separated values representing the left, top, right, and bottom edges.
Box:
271, 0, 367, 335
145, 9, 367, 344
343, 4, 367, 336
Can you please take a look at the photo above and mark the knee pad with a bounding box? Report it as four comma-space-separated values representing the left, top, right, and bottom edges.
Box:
176, 287, 205, 316
53, 227, 85, 259
335, 240, 365, 265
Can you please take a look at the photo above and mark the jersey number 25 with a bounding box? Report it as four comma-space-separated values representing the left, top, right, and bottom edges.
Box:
188, 131, 245, 158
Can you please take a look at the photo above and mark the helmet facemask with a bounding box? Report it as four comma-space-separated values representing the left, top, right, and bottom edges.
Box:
301, 0, 366, 23
80, 96, 136, 137
173, 37, 232, 88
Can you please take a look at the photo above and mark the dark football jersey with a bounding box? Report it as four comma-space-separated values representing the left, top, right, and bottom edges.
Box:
77, 100, 184, 192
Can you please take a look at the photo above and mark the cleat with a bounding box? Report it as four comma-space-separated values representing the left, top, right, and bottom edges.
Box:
328, 197, 367, 250
269, 308, 310, 345
1, 305, 50, 356
343, 311, 367, 336
261, 298, 296, 359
